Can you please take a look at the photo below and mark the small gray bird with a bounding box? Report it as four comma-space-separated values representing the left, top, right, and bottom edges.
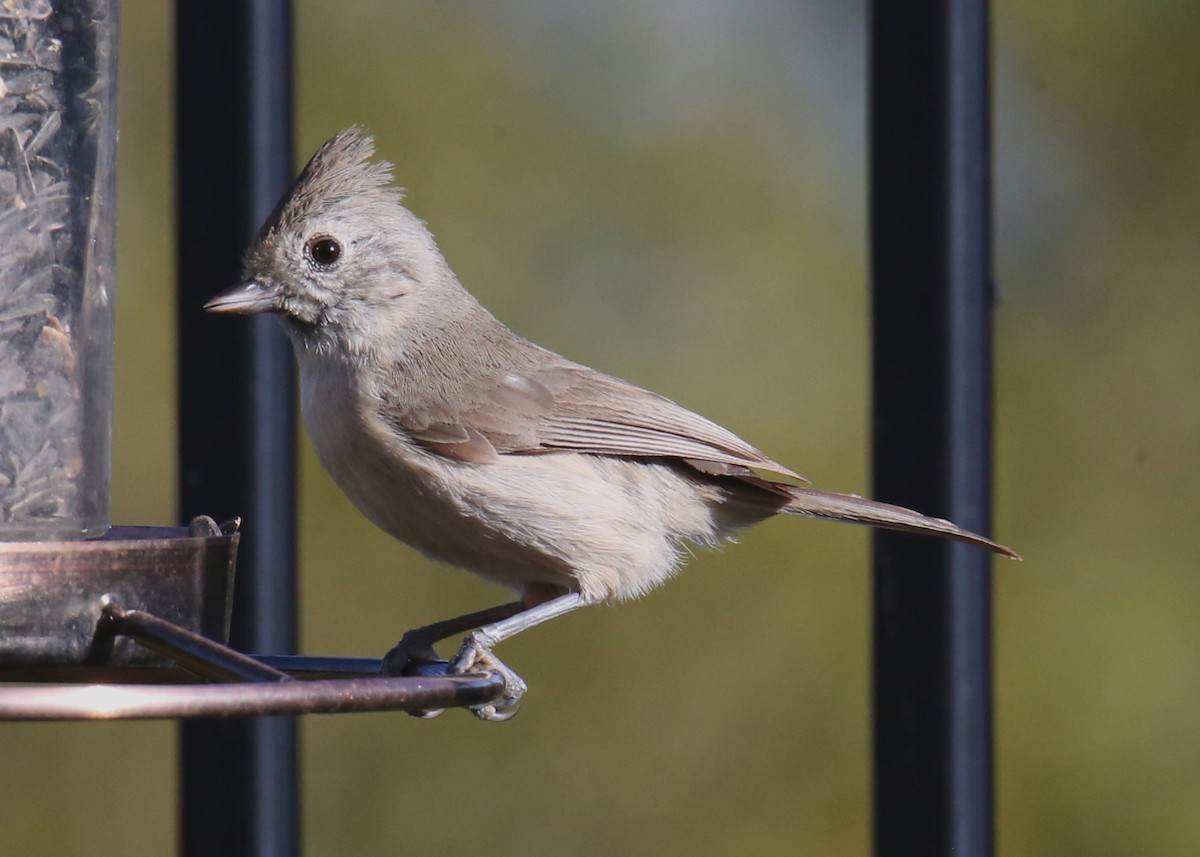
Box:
207, 128, 1017, 719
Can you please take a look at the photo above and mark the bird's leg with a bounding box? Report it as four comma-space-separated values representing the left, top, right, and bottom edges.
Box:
381, 600, 524, 676
450, 592, 587, 721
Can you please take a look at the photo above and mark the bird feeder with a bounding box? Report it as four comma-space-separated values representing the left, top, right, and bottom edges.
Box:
0, 1, 505, 722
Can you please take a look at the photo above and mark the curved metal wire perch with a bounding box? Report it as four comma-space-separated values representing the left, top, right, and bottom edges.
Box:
0, 671, 505, 721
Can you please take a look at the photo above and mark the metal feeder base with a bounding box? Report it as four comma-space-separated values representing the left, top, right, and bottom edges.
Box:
0, 518, 508, 720
0, 519, 238, 681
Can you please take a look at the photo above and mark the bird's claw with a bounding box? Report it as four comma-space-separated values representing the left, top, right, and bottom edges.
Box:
381, 628, 528, 721
450, 631, 527, 722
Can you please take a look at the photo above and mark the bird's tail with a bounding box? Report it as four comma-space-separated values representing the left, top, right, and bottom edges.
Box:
779, 485, 1020, 559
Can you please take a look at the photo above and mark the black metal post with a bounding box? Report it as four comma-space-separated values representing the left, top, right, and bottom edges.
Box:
870, 2, 994, 857
176, 2, 298, 856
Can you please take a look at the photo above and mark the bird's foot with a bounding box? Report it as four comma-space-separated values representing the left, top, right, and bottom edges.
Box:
381, 631, 450, 719
381, 629, 445, 676
449, 630, 527, 722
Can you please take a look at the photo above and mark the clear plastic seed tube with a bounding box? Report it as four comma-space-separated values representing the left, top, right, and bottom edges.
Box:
0, 0, 118, 540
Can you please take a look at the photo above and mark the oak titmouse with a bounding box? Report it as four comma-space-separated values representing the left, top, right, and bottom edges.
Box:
207, 128, 1016, 719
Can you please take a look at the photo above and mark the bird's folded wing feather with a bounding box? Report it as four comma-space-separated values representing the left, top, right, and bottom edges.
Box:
388, 362, 805, 481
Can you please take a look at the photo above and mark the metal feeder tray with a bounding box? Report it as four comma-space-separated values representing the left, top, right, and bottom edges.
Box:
0, 519, 503, 720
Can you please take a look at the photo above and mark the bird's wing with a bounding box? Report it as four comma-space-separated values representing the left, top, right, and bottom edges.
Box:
385, 361, 805, 481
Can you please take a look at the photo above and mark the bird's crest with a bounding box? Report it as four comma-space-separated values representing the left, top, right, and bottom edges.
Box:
260, 126, 403, 238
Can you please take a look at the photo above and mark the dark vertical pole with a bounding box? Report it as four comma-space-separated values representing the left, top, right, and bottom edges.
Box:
870, 2, 994, 857
176, 2, 297, 856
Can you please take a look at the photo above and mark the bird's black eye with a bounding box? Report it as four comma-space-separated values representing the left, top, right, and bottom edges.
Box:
307, 236, 342, 266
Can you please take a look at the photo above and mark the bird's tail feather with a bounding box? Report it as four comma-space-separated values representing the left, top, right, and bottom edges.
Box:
779, 485, 1020, 559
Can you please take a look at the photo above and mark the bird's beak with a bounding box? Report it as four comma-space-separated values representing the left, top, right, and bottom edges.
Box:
204, 279, 284, 315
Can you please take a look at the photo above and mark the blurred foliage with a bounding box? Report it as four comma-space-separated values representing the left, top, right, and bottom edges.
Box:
1, 2, 1198, 855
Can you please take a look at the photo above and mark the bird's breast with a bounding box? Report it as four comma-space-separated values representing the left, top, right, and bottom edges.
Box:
297, 358, 447, 535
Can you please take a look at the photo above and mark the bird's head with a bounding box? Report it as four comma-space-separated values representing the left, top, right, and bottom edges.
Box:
205, 127, 457, 358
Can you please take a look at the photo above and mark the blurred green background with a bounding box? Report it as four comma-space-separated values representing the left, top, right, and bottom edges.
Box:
3, 2, 1199, 855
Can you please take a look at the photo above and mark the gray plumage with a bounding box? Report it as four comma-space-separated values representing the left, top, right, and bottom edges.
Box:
209, 127, 1017, 611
